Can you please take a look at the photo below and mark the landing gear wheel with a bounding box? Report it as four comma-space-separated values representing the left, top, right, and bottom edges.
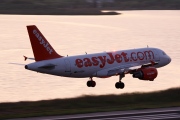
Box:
115, 74, 125, 89
87, 80, 96, 87
115, 82, 120, 89
87, 81, 91, 87
115, 82, 125, 89
91, 81, 96, 87
119, 82, 125, 89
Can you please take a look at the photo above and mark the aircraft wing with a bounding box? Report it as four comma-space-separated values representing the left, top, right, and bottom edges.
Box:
94, 61, 158, 77
107, 63, 140, 76
108, 61, 158, 75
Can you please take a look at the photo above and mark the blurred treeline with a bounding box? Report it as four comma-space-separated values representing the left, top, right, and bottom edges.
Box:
113, 0, 180, 10
0, 0, 180, 15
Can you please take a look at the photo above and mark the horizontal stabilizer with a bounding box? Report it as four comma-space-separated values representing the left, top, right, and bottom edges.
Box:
23, 56, 35, 61
38, 64, 56, 70
9, 63, 25, 66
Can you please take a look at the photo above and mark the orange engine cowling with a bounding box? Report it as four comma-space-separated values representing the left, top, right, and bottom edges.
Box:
132, 67, 158, 81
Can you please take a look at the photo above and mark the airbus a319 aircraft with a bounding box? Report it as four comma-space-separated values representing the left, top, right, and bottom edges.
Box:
24, 25, 171, 89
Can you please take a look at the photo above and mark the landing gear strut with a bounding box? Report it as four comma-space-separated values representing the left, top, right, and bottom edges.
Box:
87, 77, 96, 87
115, 73, 125, 89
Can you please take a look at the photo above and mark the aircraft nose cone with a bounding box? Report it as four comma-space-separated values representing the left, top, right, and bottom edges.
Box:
25, 65, 28, 69
168, 56, 171, 64
165, 56, 171, 65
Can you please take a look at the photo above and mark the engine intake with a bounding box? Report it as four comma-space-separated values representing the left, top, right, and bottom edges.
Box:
132, 67, 158, 81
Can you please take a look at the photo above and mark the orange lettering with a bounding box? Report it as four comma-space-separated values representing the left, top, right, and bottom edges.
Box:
107, 53, 115, 64
98, 56, 106, 68
121, 52, 129, 62
83, 58, 92, 67
76, 59, 83, 68
115, 54, 122, 63
92, 57, 99, 66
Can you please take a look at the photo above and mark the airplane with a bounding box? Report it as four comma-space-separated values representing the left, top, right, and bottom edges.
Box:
24, 25, 171, 89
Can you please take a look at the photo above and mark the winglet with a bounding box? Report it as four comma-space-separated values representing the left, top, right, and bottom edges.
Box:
26, 25, 63, 61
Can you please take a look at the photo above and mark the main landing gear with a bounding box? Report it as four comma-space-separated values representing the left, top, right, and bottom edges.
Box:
115, 73, 125, 89
87, 77, 96, 87
86, 75, 125, 89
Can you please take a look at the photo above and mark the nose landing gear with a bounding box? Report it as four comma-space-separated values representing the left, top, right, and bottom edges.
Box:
87, 77, 96, 87
115, 73, 125, 89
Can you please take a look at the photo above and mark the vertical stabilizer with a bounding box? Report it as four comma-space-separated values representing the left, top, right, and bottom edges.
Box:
27, 25, 63, 61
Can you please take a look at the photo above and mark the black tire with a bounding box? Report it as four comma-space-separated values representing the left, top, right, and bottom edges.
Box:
91, 81, 96, 87
119, 82, 125, 89
115, 82, 120, 89
87, 81, 91, 87
115, 82, 125, 89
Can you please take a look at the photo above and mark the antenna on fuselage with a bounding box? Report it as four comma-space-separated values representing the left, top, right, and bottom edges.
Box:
85, 52, 87, 54
147, 45, 149, 48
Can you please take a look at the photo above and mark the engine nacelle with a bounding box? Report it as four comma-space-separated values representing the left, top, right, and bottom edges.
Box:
132, 67, 158, 81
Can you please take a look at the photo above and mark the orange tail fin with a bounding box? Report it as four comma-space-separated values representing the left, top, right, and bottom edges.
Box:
27, 25, 63, 61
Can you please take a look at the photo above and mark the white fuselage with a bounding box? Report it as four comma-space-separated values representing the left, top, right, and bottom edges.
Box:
26, 47, 171, 78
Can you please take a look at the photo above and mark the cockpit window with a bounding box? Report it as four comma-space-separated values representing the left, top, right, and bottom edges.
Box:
162, 51, 166, 55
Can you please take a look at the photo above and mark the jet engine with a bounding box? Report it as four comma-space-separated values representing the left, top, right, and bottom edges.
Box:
132, 67, 158, 81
